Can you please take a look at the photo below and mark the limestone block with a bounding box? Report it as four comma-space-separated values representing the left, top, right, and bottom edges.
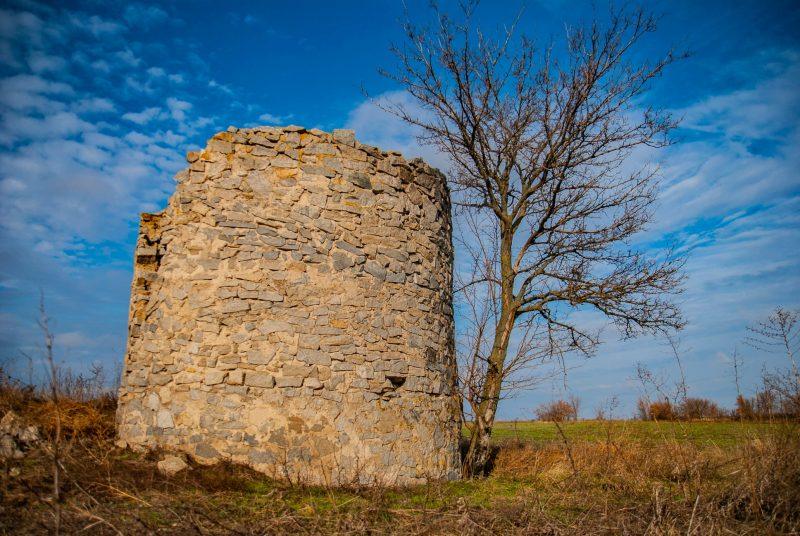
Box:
247, 349, 275, 365
303, 378, 323, 389
156, 410, 174, 429
157, 454, 188, 476
204, 370, 226, 385
244, 372, 275, 388
333, 129, 355, 146
275, 376, 303, 388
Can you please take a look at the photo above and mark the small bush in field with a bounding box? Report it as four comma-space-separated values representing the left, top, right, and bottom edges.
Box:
535, 400, 577, 422
736, 394, 755, 420
648, 399, 675, 421
678, 397, 723, 420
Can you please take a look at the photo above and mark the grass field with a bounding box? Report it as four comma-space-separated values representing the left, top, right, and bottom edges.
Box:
486, 419, 778, 447
2, 381, 798, 535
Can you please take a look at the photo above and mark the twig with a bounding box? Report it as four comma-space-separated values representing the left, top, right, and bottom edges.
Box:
553, 420, 577, 477
38, 293, 63, 535
686, 493, 700, 535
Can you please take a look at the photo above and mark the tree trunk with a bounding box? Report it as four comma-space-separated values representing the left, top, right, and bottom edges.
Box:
462, 229, 516, 477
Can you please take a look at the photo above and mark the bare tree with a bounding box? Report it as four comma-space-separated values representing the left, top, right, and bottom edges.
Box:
730, 346, 742, 398
568, 394, 581, 420
745, 307, 799, 382
729, 346, 746, 420
382, 2, 685, 475
26, 293, 63, 533
745, 307, 800, 417
666, 334, 688, 405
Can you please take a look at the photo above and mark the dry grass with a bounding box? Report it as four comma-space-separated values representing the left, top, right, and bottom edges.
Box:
1, 377, 798, 535
491, 425, 800, 533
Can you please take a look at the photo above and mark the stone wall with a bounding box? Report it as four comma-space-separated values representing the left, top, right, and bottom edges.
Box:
116, 125, 460, 485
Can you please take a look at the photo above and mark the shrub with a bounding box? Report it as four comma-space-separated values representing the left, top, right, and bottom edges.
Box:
736, 394, 755, 420
535, 400, 578, 422
678, 397, 723, 420
647, 399, 675, 420
636, 397, 675, 421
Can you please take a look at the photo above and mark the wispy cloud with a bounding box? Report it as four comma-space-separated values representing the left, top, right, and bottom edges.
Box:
209, 79, 234, 95
123, 3, 168, 28
257, 111, 296, 125
0, 0, 237, 376
345, 52, 800, 418
345, 90, 448, 170
122, 106, 161, 124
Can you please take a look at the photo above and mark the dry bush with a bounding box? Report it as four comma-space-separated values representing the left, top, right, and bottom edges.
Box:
719, 424, 800, 530
535, 399, 578, 422
32, 396, 116, 439
648, 399, 676, 421
678, 397, 724, 420
0, 370, 34, 413
736, 394, 756, 420
0, 368, 115, 441
636, 396, 677, 420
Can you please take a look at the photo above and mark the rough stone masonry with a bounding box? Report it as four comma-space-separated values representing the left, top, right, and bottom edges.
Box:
116, 125, 461, 485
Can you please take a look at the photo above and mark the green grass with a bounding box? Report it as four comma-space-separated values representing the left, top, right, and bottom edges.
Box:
482, 419, 777, 447
237, 474, 523, 513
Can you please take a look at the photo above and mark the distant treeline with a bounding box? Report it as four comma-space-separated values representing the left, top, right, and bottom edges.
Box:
635, 392, 799, 421
533, 390, 800, 422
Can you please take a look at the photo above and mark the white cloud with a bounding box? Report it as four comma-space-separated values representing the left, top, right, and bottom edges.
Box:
56, 331, 93, 348
0, 110, 94, 145
26, 51, 66, 73
0, 8, 45, 57
0, 74, 73, 113
123, 4, 168, 27
209, 79, 234, 95
72, 97, 115, 113
89, 59, 110, 73
0, 2, 224, 376
123, 75, 150, 94
678, 55, 800, 141
257, 112, 284, 124
344, 90, 449, 170
646, 57, 800, 239
155, 130, 185, 145
68, 14, 125, 38
115, 48, 140, 67
122, 106, 161, 124
190, 116, 213, 131
146, 66, 165, 77
166, 97, 191, 121
123, 131, 151, 145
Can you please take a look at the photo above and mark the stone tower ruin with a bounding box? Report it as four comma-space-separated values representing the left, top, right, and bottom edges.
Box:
116, 125, 460, 485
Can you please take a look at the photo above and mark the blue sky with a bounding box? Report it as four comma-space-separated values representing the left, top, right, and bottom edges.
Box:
0, 0, 798, 418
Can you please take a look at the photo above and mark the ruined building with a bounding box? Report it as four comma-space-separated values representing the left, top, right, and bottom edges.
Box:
116, 125, 461, 484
